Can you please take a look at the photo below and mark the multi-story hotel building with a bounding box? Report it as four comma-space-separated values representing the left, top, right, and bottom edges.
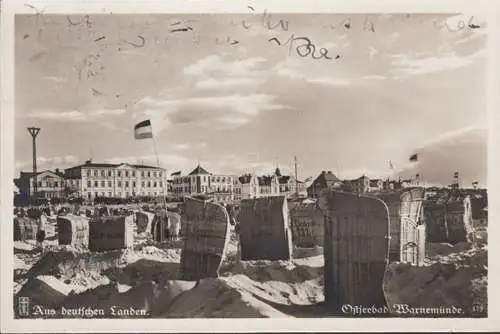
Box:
64, 161, 167, 200
171, 165, 236, 202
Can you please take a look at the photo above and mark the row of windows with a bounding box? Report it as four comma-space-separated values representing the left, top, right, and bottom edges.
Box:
85, 169, 163, 178
173, 176, 233, 184
87, 180, 163, 188
87, 191, 161, 199
34, 181, 61, 188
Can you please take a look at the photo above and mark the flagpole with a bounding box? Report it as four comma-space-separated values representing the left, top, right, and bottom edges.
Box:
151, 136, 167, 209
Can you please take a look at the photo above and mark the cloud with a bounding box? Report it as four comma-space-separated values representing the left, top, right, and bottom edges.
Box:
195, 77, 265, 89
389, 49, 485, 79
273, 58, 387, 86
336, 168, 387, 180
135, 93, 288, 133
397, 126, 487, 186
26, 108, 126, 122
183, 55, 267, 89
103, 153, 191, 172
15, 155, 79, 171
307, 77, 352, 86
43, 76, 68, 83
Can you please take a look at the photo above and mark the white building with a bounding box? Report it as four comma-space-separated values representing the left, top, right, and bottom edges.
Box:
171, 165, 236, 202
15, 170, 66, 199
64, 161, 167, 200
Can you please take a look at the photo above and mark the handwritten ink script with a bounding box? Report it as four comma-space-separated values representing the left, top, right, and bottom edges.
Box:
434, 15, 481, 32
269, 35, 339, 60
241, 7, 289, 32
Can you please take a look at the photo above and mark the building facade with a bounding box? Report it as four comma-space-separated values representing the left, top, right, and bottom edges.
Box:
64, 161, 167, 200
307, 171, 343, 198
171, 165, 236, 202
15, 170, 66, 199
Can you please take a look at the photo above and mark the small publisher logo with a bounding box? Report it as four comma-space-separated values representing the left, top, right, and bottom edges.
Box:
18, 297, 30, 316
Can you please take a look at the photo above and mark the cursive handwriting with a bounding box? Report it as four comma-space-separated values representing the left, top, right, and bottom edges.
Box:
434, 15, 481, 32
242, 7, 289, 32
269, 35, 339, 60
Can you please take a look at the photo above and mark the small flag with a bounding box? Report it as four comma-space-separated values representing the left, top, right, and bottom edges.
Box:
416, 173, 420, 179
134, 120, 153, 140
389, 160, 394, 169
454, 171, 459, 178
409, 153, 418, 162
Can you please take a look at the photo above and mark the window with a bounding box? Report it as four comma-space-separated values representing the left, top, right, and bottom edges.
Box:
153, 171, 157, 177
148, 181, 151, 188
148, 171, 151, 177
133, 181, 136, 187
37, 181, 42, 187
54, 182, 59, 187
108, 170, 112, 177
101, 192, 105, 196
118, 191, 121, 197
154, 192, 157, 196
158, 171, 162, 178
108, 192, 112, 197
125, 171, 129, 177
101, 181, 105, 187
108, 181, 112, 187
160, 181, 163, 188
94, 170, 98, 177
87, 181, 91, 188
94, 192, 98, 198
101, 170, 105, 177
126, 192, 129, 197
132, 171, 136, 177
88, 192, 91, 199
141, 171, 145, 177
117, 171, 121, 177
141, 181, 145, 187
87, 170, 91, 177
153, 181, 157, 188
125, 181, 129, 187
94, 181, 98, 187
118, 181, 122, 187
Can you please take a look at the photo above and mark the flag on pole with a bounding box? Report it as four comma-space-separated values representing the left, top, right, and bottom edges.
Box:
134, 120, 153, 139
389, 160, 394, 169
454, 171, 459, 178
409, 153, 418, 162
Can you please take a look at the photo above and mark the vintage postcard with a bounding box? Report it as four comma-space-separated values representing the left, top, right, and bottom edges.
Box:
1, 0, 499, 332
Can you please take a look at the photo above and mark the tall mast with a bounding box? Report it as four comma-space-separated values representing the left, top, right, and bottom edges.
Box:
294, 156, 298, 197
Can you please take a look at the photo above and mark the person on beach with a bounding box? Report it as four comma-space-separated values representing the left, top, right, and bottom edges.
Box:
35, 214, 46, 254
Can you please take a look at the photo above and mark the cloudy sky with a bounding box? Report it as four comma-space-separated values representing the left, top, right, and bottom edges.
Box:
15, 13, 488, 186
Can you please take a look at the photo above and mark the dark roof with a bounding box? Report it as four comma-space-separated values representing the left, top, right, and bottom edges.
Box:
278, 175, 291, 184
258, 175, 275, 186
66, 162, 162, 170
309, 171, 340, 189
19, 170, 64, 179
189, 165, 211, 175
238, 174, 253, 184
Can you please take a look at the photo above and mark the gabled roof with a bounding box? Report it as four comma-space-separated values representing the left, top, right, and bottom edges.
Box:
188, 165, 211, 175
19, 170, 64, 179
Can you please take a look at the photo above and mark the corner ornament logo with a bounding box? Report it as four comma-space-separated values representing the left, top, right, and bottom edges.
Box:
18, 297, 30, 317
